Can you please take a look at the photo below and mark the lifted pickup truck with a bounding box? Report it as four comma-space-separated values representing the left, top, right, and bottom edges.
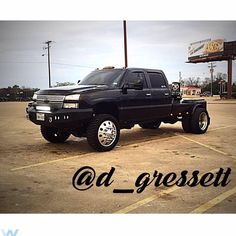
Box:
27, 67, 210, 151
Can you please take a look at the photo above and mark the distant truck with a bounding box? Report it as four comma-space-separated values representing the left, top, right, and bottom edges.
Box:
27, 67, 210, 151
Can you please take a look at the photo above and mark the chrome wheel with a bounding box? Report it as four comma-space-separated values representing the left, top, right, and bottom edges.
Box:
97, 120, 117, 147
199, 112, 208, 131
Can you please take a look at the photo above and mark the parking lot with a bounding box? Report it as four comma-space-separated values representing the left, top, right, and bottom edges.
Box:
0, 101, 236, 213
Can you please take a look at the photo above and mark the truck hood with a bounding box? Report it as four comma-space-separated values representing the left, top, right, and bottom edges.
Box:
37, 85, 108, 95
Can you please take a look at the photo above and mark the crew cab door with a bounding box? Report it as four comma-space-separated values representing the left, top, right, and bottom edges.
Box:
119, 70, 152, 122
146, 71, 172, 118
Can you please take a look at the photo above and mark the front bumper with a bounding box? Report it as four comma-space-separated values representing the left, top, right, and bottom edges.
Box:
27, 106, 93, 128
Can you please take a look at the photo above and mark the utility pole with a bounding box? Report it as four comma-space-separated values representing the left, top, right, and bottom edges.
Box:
208, 62, 216, 97
227, 57, 233, 99
42, 41, 54, 88
123, 20, 128, 68
179, 71, 182, 83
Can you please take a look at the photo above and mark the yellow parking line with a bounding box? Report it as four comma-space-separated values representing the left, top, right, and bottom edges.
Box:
13, 126, 234, 171
11, 153, 92, 171
115, 186, 180, 214
11, 136, 179, 171
175, 133, 231, 157
191, 186, 236, 213
210, 125, 236, 131
122, 135, 178, 148
114, 168, 220, 214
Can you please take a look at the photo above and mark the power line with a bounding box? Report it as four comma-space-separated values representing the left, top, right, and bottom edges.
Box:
52, 63, 95, 69
0, 61, 96, 69
0, 61, 46, 64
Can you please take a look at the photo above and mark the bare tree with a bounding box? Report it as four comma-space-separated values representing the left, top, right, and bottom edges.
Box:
202, 77, 211, 87
184, 77, 201, 87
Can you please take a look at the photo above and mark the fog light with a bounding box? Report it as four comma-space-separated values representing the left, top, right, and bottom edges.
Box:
36, 106, 51, 111
63, 103, 78, 109
32, 93, 37, 101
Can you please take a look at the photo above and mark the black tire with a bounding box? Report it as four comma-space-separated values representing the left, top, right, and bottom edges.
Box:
182, 116, 192, 133
191, 108, 210, 134
86, 114, 120, 152
139, 121, 161, 129
40, 125, 70, 143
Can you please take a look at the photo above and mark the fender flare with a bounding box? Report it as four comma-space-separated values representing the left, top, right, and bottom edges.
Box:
191, 104, 211, 125
191, 103, 207, 115
191, 104, 202, 115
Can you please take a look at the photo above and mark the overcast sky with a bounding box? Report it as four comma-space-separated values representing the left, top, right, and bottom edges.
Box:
0, 21, 235, 89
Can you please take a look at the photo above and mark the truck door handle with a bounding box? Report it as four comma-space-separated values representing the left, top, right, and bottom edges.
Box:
164, 93, 170, 96
145, 93, 151, 97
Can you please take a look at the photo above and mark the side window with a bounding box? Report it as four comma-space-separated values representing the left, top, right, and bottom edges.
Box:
126, 71, 148, 88
148, 72, 167, 89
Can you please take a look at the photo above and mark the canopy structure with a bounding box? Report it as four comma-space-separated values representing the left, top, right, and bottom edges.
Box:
187, 41, 236, 98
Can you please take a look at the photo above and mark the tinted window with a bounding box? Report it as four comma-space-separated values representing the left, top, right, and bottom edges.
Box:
148, 72, 167, 88
80, 69, 123, 87
126, 72, 147, 88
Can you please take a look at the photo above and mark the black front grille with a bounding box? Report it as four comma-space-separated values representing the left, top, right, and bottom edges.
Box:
36, 95, 65, 110
37, 95, 65, 102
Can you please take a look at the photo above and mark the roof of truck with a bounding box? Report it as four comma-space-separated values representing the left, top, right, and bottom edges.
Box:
100, 66, 164, 73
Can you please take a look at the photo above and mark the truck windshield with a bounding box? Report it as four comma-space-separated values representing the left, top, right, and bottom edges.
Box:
80, 69, 124, 87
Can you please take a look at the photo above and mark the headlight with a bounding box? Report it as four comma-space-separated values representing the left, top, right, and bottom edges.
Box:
63, 94, 80, 108
63, 103, 79, 109
32, 93, 37, 100
64, 94, 80, 101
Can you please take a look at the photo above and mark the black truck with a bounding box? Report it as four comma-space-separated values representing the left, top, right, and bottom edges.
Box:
27, 67, 210, 151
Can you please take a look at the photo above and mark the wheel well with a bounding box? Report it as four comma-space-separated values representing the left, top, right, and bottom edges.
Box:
191, 104, 206, 115
93, 103, 119, 120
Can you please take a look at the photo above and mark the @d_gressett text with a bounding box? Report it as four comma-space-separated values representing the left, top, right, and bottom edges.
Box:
72, 166, 231, 193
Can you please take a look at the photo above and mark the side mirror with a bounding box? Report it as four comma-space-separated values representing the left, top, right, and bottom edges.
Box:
171, 82, 182, 100
171, 82, 180, 93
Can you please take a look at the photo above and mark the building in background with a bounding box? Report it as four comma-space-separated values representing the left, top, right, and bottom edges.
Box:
181, 86, 201, 96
